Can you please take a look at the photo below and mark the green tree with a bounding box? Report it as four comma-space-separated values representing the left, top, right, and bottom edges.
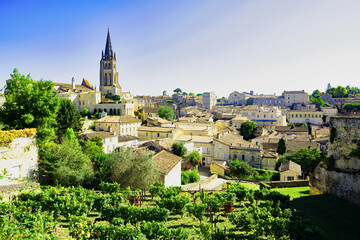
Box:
188, 151, 201, 166
275, 148, 321, 175
158, 106, 174, 120
310, 90, 325, 107
240, 121, 257, 140
343, 102, 360, 112
109, 147, 159, 189
333, 86, 348, 98
173, 88, 182, 94
189, 92, 195, 96
277, 138, 287, 155
111, 94, 121, 101
246, 98, 254, 106
172, 142, 187, 158
182, 92, 188, 95
40, 128, 94, 186
0, 69, 59, 143
56, 99, 83, 141
81, 108, 90, 117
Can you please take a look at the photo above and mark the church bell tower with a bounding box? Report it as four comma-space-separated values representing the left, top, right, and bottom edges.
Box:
100, 29, 121, 95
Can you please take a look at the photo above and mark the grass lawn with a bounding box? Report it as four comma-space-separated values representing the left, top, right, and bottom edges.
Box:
290, 194, 360, 240
274, 186, 310, 199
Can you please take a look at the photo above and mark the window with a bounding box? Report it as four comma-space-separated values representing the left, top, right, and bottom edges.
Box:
217, 153, 219, 158
207, 148, 210, 154
157, 133, 160, 137
224, 153, 226, 159
146, 132, 148, 136
219, 144, 222, 149
251, 156, 255, 162
242, 155, 245, 161
166, 134, 169, 138
286, 176, 295, 181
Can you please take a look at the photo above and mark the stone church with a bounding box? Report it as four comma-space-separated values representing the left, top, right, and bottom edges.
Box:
99, 29, 122, 95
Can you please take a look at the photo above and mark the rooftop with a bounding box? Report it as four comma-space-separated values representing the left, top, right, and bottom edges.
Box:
280, 161, 301, 175
95, 115, 141, 123
153, 150, 182, 174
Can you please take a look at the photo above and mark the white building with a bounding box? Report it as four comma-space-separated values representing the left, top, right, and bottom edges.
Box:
94, 115, 141, 137
153, 151, 182, 187
254, 106, 286, 130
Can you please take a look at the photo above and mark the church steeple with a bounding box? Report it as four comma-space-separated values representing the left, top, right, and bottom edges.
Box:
100, 29, 121, 95
104, 28, 113, 58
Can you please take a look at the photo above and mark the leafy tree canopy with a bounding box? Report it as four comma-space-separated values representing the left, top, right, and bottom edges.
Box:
246, 98, 254, 106
187, 151, 201, 166
240, 121, 257, 140
275, 148, 322, 175
173, 88, 182, 94
172, 142, 187, 158
40, 128, 94, 186
56, 99, 83, 141
109, 147, 159, 189
158, 106, 174, 120
0, 69, 59, 142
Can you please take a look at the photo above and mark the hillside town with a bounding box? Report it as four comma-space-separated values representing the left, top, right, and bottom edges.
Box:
1, 3, 360, 238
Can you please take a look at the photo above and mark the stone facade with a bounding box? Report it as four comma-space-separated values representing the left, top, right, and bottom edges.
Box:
311, 116, 360, 205
0, 129, 38, 186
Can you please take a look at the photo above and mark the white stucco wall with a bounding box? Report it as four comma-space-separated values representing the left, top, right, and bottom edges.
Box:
164, 161, 181, 187
0, 136, 38, 186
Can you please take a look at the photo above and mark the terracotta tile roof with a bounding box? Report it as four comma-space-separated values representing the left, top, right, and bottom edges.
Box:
216, 133, 256, 148
118, 135, 138, 142
263, 142, 278, 151
275, 126, 308, 133
153, 150, 182, 174
95, 115, 141, 124
83, 131, 117, 139
138, 126, 175, 133
286, 140, 320, 152
176, 135, 213, 143
280, 161, 301, 175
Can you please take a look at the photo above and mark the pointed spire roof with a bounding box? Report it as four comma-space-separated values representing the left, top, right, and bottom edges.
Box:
104, 28, 113, 57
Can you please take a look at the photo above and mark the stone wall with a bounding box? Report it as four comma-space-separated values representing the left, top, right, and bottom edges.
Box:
182, 174, 218, 191
311, 116, 360, 205
0, 129, 38, 186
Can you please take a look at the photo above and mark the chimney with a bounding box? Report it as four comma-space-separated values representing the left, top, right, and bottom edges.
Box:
72, 77, 75, 90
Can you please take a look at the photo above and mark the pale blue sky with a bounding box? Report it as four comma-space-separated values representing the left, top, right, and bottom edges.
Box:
1, 0, 360, 97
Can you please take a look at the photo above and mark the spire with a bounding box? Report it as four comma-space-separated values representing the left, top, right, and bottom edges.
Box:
104, 28, 113, 57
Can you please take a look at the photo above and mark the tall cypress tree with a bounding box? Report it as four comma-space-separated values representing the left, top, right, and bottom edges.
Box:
277, 138, 287, 155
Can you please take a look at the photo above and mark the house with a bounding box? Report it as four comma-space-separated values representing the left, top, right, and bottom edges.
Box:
279, 161, 302, 181
142, 106, 159, 119
283, 90, 309, 107
202, 92, 217, 110
213, 133, 262, 168
146, 117, 172, 127
227, 91, 246, 105
261, 150, 278, 171
175, 122, 218, 136
153, 151, 182, 187
94, 115, 141, 137
175, 135, 214, 166
254, 106, 286, 130
210, 161, 229, 177
286, 109, 323, 125
137, 126, 183, 141
231, 115, 249, 128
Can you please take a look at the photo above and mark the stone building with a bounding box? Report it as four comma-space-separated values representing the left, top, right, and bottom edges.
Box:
94, 115, 141, 137
203, 92, 217, 110
283, 90, 309, 107
99, 29, 121, 95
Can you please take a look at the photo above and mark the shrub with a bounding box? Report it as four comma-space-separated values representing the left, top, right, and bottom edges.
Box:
99, 182, 121, 194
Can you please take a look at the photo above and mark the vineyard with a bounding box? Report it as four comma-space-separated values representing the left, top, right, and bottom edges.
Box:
0, 182, 324, 239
